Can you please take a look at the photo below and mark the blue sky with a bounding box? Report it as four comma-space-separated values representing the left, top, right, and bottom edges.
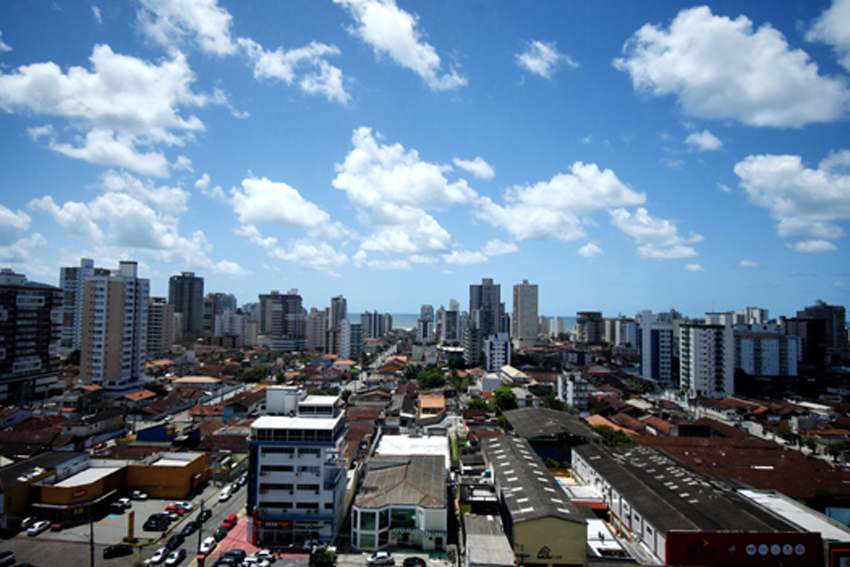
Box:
1, 1, 850, 319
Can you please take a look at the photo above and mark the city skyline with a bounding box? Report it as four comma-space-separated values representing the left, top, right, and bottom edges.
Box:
1, 1, 850, 317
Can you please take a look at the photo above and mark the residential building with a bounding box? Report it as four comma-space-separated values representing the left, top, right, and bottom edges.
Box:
440, 306, 460, 347
248, 387, 347, 547
636, 310, 674, 387
146, 297, 174, 359
795, 299, 848, 366
470, 278, 502, 337
734, 324, 799, 376
484, 333, 511, 372
203, 292, 237, 336
58, 258, 109, 356
268, 290, 306, 352
307, 308, 329, 351
738, 306, 769, 325
80, 261, 149, 391
0, 269, 63, 401
168, 272, 204, 343
557, 370, 589, 411
614, 316, 637, 347
576, 311, 604, 344
679, 319, 734, 399
511, 279, 538, 349
361, 311, 392, 339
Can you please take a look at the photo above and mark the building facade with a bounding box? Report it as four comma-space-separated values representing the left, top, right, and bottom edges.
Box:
511, 279, 539, 349
58, 258, 109, 356
0, 269, 63, 401
248, 387, 347, 547
168, 272, 204, 343
80, 261, 149, 391
636, 310, 674, 387
679, 320, 734, 399
146, 297, 174, 359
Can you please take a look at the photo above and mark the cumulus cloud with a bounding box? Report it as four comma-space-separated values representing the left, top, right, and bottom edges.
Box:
92, 4, 102, 24
239, 39, 350, 104
359, 207, 452, 254
335, 0, 466, 91
516, 40, 578, 79
578, 242, 603, 258
352, 250, 411, 270
453, 157, 495, 180
237, 225, 348, 275
99, 170, 190, 213
734, 151, 850, 247
787, 240, 838, 253
138, 0, 237, 56
614, 6, 850, 127
685, 130, 723, 152
475, 162, 645, 241
28, 197, 104, 240
610, 207, 703, 259
807, 0, 850, 72
685, 263, 705, 272
0, 32, 10, 53
0, 205, 32, 245
443, 249, 488, 265
195, 172, 227, 202
481, 240, 518, 256
0, 233, 46, 264
0, 45, 213, 177
739, 259, 759, 268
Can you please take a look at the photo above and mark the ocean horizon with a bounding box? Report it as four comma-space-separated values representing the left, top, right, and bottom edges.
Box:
389, 313, 578, 331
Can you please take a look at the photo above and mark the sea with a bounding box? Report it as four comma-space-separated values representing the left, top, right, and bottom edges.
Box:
390, 313, 577, 331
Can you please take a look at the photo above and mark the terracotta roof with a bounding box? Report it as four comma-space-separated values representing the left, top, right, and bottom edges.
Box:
584, 414, 636, 436
419, 395, 445, 409
640, 415, 673, 435
123, 389, 157, 402
81, 384, 104, 392
346, 407, 381, 421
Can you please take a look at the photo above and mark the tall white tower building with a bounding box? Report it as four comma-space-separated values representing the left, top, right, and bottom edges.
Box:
679, 319, 734, 400
511, 279, 538, 349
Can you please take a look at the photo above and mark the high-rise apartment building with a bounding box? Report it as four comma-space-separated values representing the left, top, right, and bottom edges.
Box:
168, 272, 204, 343
417, 304, 434, 342
267, 290, 306, 352
511, 279, 538, 349
440, 306, 460, 347
307, 308, 329, 351
679, 319, 734, 400
484, 333, 511, 371
636, 311, 674, 387
795, 300, 848, 366
203, 292, 237, 336
80, 261, 149, 390
0, 269, 63, 401
58, 258, 109, 356
734, 324, 799, 377
469, 278, 502, 337
146, 297, 174, 359
576, 311, 604, 344
248, 387, 347, 547
360, 311, 392, 339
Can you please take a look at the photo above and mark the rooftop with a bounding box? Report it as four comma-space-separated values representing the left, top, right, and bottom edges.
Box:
355, 455, 446, 510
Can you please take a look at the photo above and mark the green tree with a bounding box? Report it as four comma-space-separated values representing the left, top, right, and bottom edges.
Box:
591, 425, 637, 447
417, 364, 446, 390
466, 398, 490, 411
310, 547, 336, 567
63, 349, 81, 366
542, 392, 568, 411
493, 386, 518, 414
242, 367, 267, 383
625, 377, 653, 395
775, 424, 795, 441
340, 389, 352, 403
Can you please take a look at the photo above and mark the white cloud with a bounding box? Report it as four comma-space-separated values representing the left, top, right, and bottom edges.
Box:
0, 233, 46, 264
481, 240, 518, 256
28, 196, 104, 240
443, 249, 488, 265
739, 259, 759, 268
138, 0, 237, 56
734, 151, 850, 244
685, 263, 705, 272
807, 0, 850, 72
0, 32, 10, 53
99, 170, 190, 213
787, 240, 838, 253
516, 40, 578, 79
239, 38, 350, 104
614, 6, 850, 127
230, 176, 347, 239
453, 157, 495, 180
92, 4, 102, 24
352, 250, 411, 270
195, 172, 227, 202
238, 224, 349, 275
359, 207, 452, 254
610, 207, 702, 259
0, 45, 213, 177
475, 162, 645, 241
335, 0, 467, 91
174, 155, 193, 172
718, 183, 732, 193
685, 130, 723, 152
0, 205, 32, 245
409, 254, 438, 264
578, 242, 603, 258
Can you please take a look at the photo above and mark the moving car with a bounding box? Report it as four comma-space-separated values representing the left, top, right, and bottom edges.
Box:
218, 488, 232, 502
103, 545, 133, 559
198, 509, 213, 523
402, 558, 426, 567
165, 548, 187, 566
366, 552, 395, 566
180, 520, 199, 537
27, 520, 51, 537
164, 534, 184, 551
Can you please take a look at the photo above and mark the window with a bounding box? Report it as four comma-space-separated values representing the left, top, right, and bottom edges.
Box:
361, 510, 377, 530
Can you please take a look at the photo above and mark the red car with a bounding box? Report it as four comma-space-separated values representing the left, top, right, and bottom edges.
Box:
221, 514, 238, 529
165, 504, 186, 515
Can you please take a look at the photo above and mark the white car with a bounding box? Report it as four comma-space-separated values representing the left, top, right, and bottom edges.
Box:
27, 520, 51, 537
19, 516, 36, 530
172, 500, 194, 511
150, 548, 168, 565
199, 537, 216, 555
218, 488, 232, 502
131, 490, 149, 500
118, 497, 132, 509
366, 552, 394, 566
165, 548, 186, 566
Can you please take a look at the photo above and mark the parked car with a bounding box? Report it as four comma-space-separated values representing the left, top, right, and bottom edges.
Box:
93, 442, 107, 451
109, 502, 126, 514
27, 520, 51, 537
366, 552, 394, 566
174, 500, 194, 511
165, 548, 187, 566
149, 547, 168, 564
402, 558, 426, 567
165, 504, 186, 515
221, 513, 238, 530
212, 526, 229, 542
144, 518, 168, 532
218, 488, 232, 502
199, 536, 216, 555
164, 534, 184, 551
222, 549, 246, 563
130, 490, 149, 500
50, 521, 64, 531
118, 497, 132, 509
0, 551, 15, 566
198, 509, 213, 523
103, 545, 133, 559
19, 517, 36, 530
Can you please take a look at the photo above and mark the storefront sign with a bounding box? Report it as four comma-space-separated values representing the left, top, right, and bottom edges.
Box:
72, 489, 87, 499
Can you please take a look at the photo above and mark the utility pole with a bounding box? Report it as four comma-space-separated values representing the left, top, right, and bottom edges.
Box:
516, 544, 528, 567
89, 514, 95, 567
197, 499, 205, 553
